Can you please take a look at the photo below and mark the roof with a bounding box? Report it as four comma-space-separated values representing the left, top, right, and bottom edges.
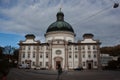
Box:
46, 11, 74, 33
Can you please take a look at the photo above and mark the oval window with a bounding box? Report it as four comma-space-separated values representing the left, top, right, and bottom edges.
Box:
56, 50, 61, 55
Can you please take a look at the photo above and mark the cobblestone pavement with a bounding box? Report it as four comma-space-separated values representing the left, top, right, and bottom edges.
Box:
7, 68, 120, 80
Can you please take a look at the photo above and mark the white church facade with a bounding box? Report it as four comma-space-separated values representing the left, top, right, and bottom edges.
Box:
18, 10, 101, 70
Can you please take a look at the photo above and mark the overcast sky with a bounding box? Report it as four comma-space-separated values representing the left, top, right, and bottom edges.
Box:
0, 0, 120, 48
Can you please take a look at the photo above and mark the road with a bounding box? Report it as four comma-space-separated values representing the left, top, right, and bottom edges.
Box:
7, 68, 120, 80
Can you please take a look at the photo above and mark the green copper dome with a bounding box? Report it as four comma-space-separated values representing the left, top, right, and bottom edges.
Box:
46, 10, 74, 33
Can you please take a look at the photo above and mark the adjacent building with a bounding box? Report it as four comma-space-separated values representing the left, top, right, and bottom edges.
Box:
18, 10, 101, 70
100, 54, 119, 67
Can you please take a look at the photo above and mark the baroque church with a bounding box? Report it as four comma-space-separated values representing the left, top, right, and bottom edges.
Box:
18, 10, 101, 70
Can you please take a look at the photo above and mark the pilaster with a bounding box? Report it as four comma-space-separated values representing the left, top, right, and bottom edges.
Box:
64, 42, 68, 70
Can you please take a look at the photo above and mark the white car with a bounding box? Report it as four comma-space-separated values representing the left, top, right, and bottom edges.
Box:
18, 64, 30, 69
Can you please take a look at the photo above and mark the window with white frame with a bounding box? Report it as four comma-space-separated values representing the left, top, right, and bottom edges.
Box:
33, 52, 35, 58
33, 62, 35, 66
83, 62, 86, 66
75, 54, 78, 58
39, 46, 41, 50
94, 61, 97, 66
82, 51, 85, 58
48, 40, 51, 43
28, 52, 30, 58
41, 46, 43, 50
88, 51, 91, 54
46, 62, 48, 66
22, 46, 25, 50
75, 46, 78, 50
46, 53, 48, 58
33, 46, 36, 50
22, 52, 25, 58
69, 62, 72, 67
88, 45, 91, 50
69, 53, 72, 58
28, 46, 31, 50
57, 41, 60, 44
40, 53, 43, 58
40, 62, 42, 66
81, 46, 85, 50
83, 54, 85, 58
69, 47, 71, 50
46, 46, 49, 50
94, 54, 97, 58
93, 51, 97, 54
88, 54, 91, 58
93, 45, 96, 50
22, 61, 24, 64
82, 51, 85, 53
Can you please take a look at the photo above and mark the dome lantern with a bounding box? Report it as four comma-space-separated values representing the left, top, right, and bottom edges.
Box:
83, 33, 94, 39
56, 8, 64, 21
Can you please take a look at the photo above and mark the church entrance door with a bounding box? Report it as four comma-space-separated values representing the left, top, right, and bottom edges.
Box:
87, 60, 93, 70
54, 57, 63, 70
88, 63, 92, 69
56, 61, 61, 69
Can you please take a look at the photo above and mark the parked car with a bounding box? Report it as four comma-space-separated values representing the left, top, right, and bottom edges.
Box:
18, 64, 30, 69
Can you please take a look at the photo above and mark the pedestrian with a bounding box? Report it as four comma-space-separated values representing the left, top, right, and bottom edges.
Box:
56, 64, 62, 80
58, 67, 62, 75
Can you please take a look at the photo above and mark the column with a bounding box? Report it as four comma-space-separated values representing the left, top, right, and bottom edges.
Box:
97, 44, 101, 70
78, 44, 82, 67
18, 46, 22, 65
65, 42, 68, 70
49, 42, 52, 70
36, 44, 39, 68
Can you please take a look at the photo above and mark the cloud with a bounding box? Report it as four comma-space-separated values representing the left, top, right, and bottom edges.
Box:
0, 0, 120, 46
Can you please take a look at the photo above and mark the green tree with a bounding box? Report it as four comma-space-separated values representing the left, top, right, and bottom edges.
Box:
108, 60, 118, 69
3, 46, 15, 55
13, 49, 19, 60
117, 57, 120, 69
100, 45, 120, 56
3, 46, 15, 64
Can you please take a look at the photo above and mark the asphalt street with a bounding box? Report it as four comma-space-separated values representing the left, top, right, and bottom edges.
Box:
7, 68, 120, 80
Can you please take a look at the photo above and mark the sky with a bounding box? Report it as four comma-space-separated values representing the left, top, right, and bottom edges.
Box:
0, 0, 120, 48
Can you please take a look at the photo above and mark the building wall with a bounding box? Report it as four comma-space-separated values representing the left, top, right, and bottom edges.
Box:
100, 54, 113, 67
67, 45, 79, 69
52, 48, 65, 69
19, 34, 101, 70
80, 45, 99, 69
45, 31, 75, 42
38, 45, 49, 68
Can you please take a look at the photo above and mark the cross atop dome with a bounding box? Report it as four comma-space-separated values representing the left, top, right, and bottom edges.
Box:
59, 7, 62, 12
